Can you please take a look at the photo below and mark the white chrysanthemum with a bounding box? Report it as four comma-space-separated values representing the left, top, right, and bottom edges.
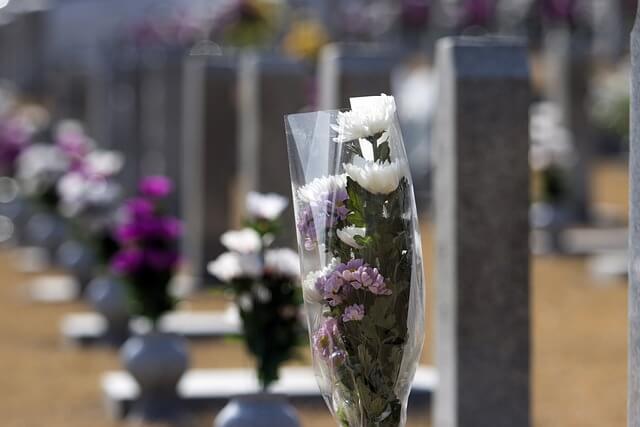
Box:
16, 144, 69, 195
220, 228, 262, 254
57, 172, 121, 216
302, 258, 339, 303
84, 150, 124, 178
55, 119, 86, 139
343, 159, 406, 195
207, 252, 262, 282
265, 248, 300, 278
336, 226, 366, 249
331, 94, 396, 143
246, 191, 288, 220
297, 174, 347, 205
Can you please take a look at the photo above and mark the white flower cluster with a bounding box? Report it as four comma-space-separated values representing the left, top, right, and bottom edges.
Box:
336, 226, 366, 249
246, 191, 289, 221
297, 174, 347, 206
344, 160, 405, 195
331, 94, 397, 143
16, 144, 69, 196
207, 193, 300, 285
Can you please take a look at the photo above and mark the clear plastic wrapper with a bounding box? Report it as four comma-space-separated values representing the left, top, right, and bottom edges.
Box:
285, 95, 425, 427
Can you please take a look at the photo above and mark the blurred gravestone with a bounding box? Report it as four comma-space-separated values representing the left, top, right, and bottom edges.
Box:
181, 53, 239, 285
137, 50, 185, 215
629, 4, 640, 426
543, 26, 593, 223
317, 43, 399, 110
0, 10, 47, 99
108, 50, 144, 194
434, 36, 531, 427
238, 53, 308, 244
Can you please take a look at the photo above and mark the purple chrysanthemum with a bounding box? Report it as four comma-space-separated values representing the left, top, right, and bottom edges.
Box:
296, 188, 349, 251
312, 317, 340, 360
111, 249, 144, 275
342, 304, 365, 322
139, 175, 173, 198
314, 258, 392, 306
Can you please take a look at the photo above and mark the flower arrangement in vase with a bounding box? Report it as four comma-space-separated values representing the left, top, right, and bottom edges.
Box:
285, 94, 425, 427
112, 175, 188, 423
111, 175, 182, 325
208, 191, 305, 390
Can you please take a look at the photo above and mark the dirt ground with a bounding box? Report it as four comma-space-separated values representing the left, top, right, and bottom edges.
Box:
0, 160, 628, 427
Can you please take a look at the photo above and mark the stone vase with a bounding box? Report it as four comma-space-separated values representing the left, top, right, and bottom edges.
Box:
24, 211, 66, 258
120, 331, 189, 423
214, 393, 300, 427
85, 276, 130, 345
56, 240, 96, 293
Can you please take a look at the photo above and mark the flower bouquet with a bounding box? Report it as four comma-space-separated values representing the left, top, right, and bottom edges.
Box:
111, 176, 182, 325
285, 95, 425, 426
208, 191, 304, 390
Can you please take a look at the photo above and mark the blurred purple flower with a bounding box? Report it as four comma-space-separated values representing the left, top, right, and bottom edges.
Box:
402, 0, 430, 29
111, 249, 144, 275
139, 175, 173, 198
0, 119, 31, 171
541, 0, 576, 22
146, 250, 180, 271
463, 0, 495, 27
126, 197, 155, 219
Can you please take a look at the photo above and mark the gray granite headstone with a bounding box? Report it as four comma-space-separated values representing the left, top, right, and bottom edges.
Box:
434, 36, 531, 427
238, 52, 308, 244
181, 53, 239, 284
543, 26, 593, 223
317, 43, 399, 110
629, 4, 640, 426
137, 50, 185, 215
0, 11, 47, 98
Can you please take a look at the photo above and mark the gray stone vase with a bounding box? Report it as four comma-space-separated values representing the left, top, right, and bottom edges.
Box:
120, 331, 190, 424
214, 393, 300, 427
24, 211, 67, 258
85, 275, 130, 345
56, 240, 96, 292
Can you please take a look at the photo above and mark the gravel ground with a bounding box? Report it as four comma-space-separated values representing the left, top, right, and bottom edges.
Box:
0, 161, 628, 427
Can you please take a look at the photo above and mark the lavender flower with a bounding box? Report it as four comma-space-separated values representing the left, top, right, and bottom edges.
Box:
342, 304, 365, 322
296, 175, 349, 251
314, 258, 392, 306
312, 317, 340, 360
139, 175, 173, 198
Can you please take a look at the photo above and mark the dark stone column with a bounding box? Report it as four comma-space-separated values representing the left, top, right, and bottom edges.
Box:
434, 36, 531, 427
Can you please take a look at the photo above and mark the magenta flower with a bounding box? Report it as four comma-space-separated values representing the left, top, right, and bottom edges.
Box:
111, 249, 144, 275
342, 304, 365, 322
139, 175, 173, 198
126, 197, 155, 219
146, 250, 180, 271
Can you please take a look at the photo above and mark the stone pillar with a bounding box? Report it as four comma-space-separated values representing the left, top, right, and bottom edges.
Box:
543, 26, 593, 223
137, 50, 184, 215
628, 5, 640, 426
238, 52, 308, 244
434, 37, 531, 427
181, 53, 239, 284
317, 43, 398, 110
